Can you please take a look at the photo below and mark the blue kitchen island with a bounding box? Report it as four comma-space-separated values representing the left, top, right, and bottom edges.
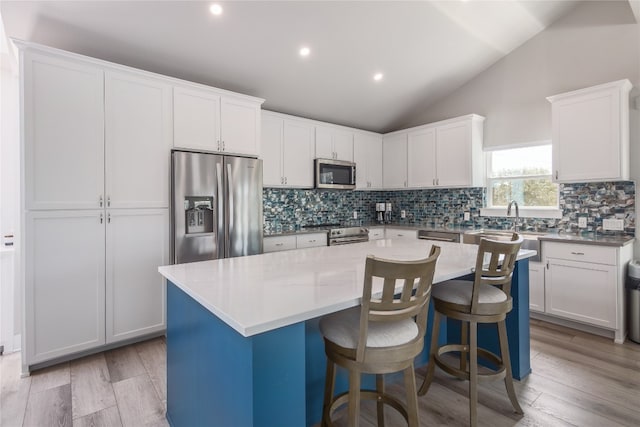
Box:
159, 239, 534, 427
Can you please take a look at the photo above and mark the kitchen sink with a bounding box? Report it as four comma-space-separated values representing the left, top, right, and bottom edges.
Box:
462, 229, 544, 262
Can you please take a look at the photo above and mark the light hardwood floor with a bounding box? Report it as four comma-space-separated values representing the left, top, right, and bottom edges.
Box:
2, 321, 640, 427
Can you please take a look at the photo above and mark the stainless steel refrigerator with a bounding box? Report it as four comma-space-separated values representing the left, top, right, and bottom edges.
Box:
171, 150, 263, 264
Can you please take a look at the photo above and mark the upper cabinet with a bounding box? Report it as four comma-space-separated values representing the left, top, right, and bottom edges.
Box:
547, 79, 632, 183
24, 51, 105, 210
385, 114, 485, 190
353, 132, 383, 190
382, 133, 408, 189
105, 70, 172, 208
261, 111, 315, 188
315, 125, 353, 161
174, 86, 263, 156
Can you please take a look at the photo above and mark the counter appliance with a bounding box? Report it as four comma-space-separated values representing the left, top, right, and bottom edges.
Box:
171, 150, 263, 264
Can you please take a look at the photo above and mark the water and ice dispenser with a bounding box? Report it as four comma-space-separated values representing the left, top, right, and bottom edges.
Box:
184, 196, 214, 234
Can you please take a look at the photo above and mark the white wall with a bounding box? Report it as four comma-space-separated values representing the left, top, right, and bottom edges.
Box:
403, 0, 640, 149
0, 48, 22, 352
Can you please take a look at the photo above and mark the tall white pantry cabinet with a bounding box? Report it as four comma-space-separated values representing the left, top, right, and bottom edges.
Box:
19, 43, 172, 368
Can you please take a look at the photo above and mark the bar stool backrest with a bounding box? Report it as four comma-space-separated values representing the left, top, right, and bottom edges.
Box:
357, 245, 441, 362
471, 233, 523, 314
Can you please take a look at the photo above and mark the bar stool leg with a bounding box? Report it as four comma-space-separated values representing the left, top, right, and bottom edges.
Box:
376, 374, 385, 427
404, 365, 419, 427
322, 359, 336, 427
418, 310, 441, 396
348, 370, 361, 427
498, 320, 523, 414
469, 321, 478, 427
460, 321, 468, 373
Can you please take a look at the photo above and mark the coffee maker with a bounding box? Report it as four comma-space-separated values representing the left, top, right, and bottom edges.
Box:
376, 203, 385, 224
384, 203, 392, 224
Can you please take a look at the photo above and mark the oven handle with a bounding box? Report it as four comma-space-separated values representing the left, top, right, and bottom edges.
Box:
330, 238, 368, 246
418, 235, 457, 242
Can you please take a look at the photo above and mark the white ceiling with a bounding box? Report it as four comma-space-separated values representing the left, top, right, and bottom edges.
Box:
1, 0, 584, 133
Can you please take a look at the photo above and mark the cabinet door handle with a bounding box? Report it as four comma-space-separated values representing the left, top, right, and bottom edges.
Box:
571, 251, 585, 255
100, 213, 103, 224
555, 170, 558, 180
107, 213, 111, 223
107, 196, 111, 207
546, 261, 549, 269
217, 140, 220, 151
436, 178, 439, 185
99, 195, 103, 207
222, 141, 225, 151
285, 177, 288, 184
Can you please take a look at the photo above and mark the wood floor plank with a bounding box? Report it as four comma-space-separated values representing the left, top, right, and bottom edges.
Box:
70, 353, 116, 419
23, 383, 72, 427
72, 405, 122, 427
0, 352, 32, 427
30, 362, 71, 394
112, 374, 166, 427
105, 346, 146, 383
135, 338, 167, 401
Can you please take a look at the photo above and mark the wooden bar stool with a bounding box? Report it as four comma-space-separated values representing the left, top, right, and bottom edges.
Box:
418, 234, 523, 427
319, 246, 441, 427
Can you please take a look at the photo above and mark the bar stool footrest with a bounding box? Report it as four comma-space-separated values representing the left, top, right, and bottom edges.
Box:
325, 389, 409, 427
434, 344, 507, 381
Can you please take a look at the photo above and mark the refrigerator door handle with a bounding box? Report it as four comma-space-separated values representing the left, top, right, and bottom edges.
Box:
216, 161, 224, 258
226, 162, 233, 257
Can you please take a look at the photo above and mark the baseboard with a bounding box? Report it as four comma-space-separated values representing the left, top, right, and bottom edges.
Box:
530, 312, 616, 340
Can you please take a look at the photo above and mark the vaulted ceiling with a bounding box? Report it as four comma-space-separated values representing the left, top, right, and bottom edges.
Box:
1, 1, 588, 133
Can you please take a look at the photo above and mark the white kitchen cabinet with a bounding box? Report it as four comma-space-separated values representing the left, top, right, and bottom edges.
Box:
25, 210, 106, 365
106, 209, 169, 344
385, 228, 417, 239
406, 115, 484, 189
353, 132, 383, 189
382, 133, 408, 189
368, 228, 385, 240
264, 235, 297, 253
542, 241, 632, 343
105, 70, 172, 208
296, 233, 327, 249
174, 86, 263, 156
529, 261, 545, 313
547, 79, 631, 183
261, 111, 315, 187
407, 127, 436, 188
23, 51, 105, 210
315, 125, 353, 161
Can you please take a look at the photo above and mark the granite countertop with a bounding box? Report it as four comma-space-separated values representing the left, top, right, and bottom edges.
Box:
265, 223, 634, 247
159, 239, 537, 337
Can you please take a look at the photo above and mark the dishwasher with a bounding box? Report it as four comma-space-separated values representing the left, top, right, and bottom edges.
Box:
417, 230, 461, 243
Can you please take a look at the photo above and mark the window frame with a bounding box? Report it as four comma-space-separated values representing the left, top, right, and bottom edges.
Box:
481, 143, 562, 219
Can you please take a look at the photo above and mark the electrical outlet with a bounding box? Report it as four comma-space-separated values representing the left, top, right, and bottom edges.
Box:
464, 212, 470, 221
353, 211, 358, 219
401, 210, 406, 219
578, 217, 587, 228
603, 218, 624, 231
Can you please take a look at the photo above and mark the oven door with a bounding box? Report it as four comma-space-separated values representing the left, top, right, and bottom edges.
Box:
315, 159, 356, 190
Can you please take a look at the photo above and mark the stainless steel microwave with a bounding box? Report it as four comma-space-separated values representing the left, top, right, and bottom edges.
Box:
314, 159, 356, 190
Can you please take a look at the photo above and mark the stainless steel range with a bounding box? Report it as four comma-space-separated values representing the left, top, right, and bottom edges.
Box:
328, 226, 369, 246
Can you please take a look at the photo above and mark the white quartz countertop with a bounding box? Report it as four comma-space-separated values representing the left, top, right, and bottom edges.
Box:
159, 239, 536, 337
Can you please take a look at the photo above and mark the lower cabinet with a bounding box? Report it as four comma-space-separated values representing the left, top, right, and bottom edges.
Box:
385, 228, 417, 239
264, 232, 327, 253
529, 261, 545, 313
106, 209, 168, 343
25, 208, 169, 367
542, 241, 632, 342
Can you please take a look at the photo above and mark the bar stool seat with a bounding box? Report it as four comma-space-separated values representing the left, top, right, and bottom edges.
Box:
418, 234, 524, 427
319, 246, 440, 427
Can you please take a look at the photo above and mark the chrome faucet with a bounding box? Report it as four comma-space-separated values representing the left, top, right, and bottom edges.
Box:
507, 200, 520, 232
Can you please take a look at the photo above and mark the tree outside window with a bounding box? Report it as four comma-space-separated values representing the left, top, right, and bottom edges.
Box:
488, 145, 558, 208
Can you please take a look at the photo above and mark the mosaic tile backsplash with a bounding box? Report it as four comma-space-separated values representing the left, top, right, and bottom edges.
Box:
263, 181, 635, 235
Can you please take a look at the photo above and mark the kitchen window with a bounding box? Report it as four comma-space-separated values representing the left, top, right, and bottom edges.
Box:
481, 144, 561, 218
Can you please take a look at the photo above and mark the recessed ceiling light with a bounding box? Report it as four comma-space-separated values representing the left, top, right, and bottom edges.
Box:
373, 73, 384, 82
209, 4, 223, 16
299, 47, 311, 57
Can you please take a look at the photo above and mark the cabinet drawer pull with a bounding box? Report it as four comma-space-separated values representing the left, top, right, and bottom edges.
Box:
275, 243, 284, 247
309, 239, 316, 243
571, 251, 585, 255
